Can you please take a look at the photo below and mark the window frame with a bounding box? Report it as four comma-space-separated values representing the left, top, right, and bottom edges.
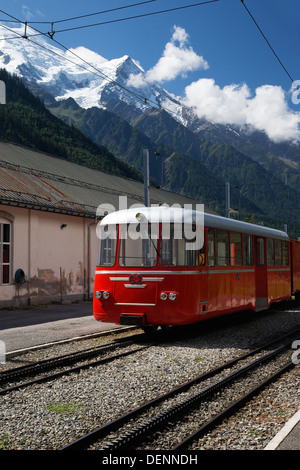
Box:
243, 233, 253, 266
119, 223, 158, 267
275, 239, 282, 266
230, 232, 242, 266
216, 229, 229, 267
267, 238, 275, 266
0, 219, 12, 285
160, 223, 204, 267
256, 237, 265, 266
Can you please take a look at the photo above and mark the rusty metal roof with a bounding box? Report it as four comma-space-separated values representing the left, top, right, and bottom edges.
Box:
0, 140, 212, 218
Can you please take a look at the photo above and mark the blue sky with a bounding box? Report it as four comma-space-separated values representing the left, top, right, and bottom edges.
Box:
2, 0, 300, 141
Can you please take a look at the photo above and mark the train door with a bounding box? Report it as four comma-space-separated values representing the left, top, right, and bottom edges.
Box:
254, 236, 268, 311
206, 227, 216, 314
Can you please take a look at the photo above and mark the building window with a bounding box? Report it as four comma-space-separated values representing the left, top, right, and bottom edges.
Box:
1, 223, 10, 284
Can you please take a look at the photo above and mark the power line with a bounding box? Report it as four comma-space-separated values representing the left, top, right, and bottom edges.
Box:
0, 1, 220, 118
240, 0, 294, 84
0, 18, 172, 117
0, 21, 153, 107
0, 1, 157, 25
49, 1, 220, 35
51, 0, 157, 24
0, 2, 219, 121
0, 1, 220, 38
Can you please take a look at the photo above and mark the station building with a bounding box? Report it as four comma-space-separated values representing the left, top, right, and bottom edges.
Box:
0, 139, 209, 308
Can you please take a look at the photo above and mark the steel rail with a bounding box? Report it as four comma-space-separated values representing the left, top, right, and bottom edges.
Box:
0, 339, 150, 395
172, 360, 295, 450
61, 329, 300, 450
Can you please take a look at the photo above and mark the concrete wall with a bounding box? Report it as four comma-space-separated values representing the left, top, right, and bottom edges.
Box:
0, 206, 98, 308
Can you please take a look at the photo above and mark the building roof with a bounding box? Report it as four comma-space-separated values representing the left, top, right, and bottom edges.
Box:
0, 140, 215, 218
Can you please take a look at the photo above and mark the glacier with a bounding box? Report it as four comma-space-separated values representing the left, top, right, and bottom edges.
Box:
0, 24, 188, 125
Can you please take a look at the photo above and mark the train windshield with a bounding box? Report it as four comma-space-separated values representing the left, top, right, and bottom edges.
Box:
119, 223, 158, 267
98, 225, 118, 266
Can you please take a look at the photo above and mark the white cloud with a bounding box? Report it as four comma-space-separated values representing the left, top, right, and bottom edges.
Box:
126, 25, 299, 143
184, 79, 300, 143
127, 26, 208, 88
22, 5, 34, 20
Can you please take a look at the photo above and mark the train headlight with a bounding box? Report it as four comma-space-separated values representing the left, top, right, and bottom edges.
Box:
95, 291, 102, 299
102, 291, 110, 299
160, 292, 168, 301
169, 292, 177, 301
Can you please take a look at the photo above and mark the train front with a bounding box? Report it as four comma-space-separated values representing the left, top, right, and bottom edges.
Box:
93, 207, 204, 330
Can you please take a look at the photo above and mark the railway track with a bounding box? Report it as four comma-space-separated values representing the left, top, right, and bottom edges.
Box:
60, 328, 300, 451
0, 332, 150, 395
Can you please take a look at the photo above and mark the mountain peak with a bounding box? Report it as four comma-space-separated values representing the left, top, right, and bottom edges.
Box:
0, 26, 184, 119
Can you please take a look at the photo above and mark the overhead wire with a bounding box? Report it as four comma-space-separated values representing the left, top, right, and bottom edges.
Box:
0, 1, 157, 25
46, 0, 157, 24
240, 0, 295, 84
0, 1, 220, 39
1, 1, 296, 125
0, 17, 156, 109
48, 0, 221, 35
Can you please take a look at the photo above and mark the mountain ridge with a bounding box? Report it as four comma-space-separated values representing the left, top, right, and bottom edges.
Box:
0, 26, 300, 236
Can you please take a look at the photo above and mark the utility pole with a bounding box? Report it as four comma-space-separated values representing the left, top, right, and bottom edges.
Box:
143, 149, 150, 207
225, 182, 230, 218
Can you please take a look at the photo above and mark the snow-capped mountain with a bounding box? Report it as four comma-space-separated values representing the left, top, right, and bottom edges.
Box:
1, 23, 300, 176
0, 24, 189, 125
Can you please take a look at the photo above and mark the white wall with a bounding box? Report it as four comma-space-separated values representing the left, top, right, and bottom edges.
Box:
0, 206, 98, 308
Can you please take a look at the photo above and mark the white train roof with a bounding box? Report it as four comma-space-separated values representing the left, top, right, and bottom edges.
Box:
99, 206, 289, 241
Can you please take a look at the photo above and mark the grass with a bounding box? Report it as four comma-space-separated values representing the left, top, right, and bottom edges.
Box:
46, 401, 84, 414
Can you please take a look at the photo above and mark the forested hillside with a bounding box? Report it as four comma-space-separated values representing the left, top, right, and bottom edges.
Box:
0, 69, 141, 181
1, 69, 300, 237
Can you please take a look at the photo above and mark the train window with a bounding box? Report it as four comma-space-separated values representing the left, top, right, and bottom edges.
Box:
216, 230, 229, 266
243, 234, 253, 266
230, 232, 242, 266
207, 228, 215, 267
98, 226, 118, 267
256, 238, 265, 266
119, 224, 158, 267
275, 240, 282, 266
160, 224, 202, 267
282, 241, 289, 266
267, 239, 275, 266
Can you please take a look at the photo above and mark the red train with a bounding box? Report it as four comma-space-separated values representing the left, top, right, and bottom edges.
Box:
93, 206, 300, 332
